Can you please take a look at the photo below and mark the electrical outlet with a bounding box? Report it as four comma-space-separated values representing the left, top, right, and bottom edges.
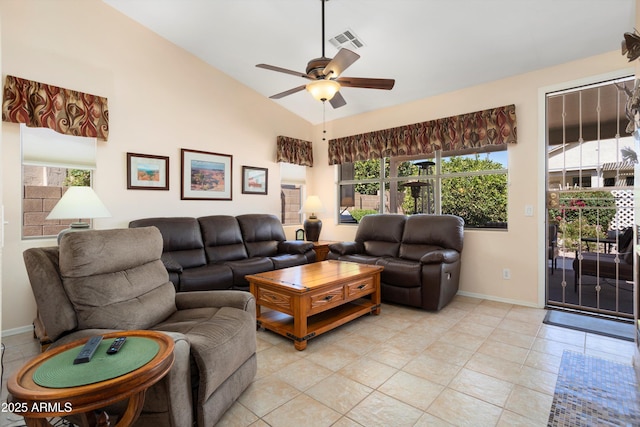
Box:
502, 268, 511, 280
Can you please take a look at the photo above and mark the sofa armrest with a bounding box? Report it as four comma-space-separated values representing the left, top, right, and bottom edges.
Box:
329, 241, 364, 256
420, 249, 460, 264
278, 240, 314, 254
175, 290, 255, 313
161, 253, 183, 273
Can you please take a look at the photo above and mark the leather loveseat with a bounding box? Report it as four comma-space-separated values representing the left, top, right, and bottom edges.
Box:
129, 214, 316, 292
328, 214, 464, 310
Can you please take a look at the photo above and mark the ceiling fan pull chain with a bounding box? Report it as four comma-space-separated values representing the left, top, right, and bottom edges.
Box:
322, 101, 327, 141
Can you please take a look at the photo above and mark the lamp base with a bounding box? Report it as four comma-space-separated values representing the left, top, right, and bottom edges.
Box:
304, 217, 322, 242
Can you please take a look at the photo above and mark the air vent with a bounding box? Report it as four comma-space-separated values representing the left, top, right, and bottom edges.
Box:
329, 29, 365, 50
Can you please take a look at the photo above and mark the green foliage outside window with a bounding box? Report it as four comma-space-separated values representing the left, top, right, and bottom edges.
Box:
548, 190, 617, 250
440, 156, 507, 227
63, 169, 91, 186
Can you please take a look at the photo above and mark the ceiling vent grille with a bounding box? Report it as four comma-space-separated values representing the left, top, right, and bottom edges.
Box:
329, 29, 365, 50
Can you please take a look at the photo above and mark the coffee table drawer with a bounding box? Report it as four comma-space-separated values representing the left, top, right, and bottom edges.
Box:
257, 288, 293, 313
309, 286, 345, 313
346, 277, 375, 298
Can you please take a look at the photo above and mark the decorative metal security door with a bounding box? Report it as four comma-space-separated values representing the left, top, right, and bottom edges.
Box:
545, 76, 635, 319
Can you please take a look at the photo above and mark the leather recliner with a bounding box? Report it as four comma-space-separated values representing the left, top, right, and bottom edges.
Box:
23, 227, 257, 426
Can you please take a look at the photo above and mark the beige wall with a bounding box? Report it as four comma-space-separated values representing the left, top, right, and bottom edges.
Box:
308, 51, 632, 307
0, 0, 311, 331
0, 0, 634, 332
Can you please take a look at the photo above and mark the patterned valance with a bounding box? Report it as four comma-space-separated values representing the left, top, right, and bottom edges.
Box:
328, 104, 517, 165
2, 75, 109, 141
277, 135, 313, 167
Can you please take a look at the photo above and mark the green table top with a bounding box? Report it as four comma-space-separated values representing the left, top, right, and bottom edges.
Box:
33, 336, 159, 388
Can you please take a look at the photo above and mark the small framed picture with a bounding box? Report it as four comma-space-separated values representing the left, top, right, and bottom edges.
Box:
127, 153, 169, 190
242, 166, 268, 195
181, 149, 232, 200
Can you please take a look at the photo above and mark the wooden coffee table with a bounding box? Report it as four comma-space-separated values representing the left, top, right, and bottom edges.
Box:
247, 260, 383, 350
7, 330, 174, 427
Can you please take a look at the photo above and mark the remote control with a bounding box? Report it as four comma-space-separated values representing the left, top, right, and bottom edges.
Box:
73, 336, 103, 364
107, 337, 127, 355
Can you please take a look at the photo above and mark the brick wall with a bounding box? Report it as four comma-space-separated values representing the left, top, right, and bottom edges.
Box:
281, 186, 302, 225
23, 186, 74, 237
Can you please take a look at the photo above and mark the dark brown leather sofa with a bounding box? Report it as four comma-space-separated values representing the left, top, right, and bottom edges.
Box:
328, 214, 464, 311
129, 214, 316, 291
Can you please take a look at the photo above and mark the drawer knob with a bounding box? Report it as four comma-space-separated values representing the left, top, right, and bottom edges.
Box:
357, 283, 366, 289
323, 295, 334, 301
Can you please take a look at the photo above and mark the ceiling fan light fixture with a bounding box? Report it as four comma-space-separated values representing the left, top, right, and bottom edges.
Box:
306, 79, 340, 102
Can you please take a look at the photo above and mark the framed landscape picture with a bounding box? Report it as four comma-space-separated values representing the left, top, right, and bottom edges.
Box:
181, 149, 232, 200
242, 166, 268, 195
127, 152, 169, 190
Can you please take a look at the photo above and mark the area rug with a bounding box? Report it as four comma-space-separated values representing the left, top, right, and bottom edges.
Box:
543, 310, 635, 342
548, 350, 640, 426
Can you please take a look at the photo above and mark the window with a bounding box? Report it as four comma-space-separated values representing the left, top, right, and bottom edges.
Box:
572, 176, 592, 188
280, 162, 306, 225
21, 125, 96, 239
337, 148, 508, 228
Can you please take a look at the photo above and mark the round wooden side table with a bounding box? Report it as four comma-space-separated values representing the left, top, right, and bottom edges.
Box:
7, 330, 174, 427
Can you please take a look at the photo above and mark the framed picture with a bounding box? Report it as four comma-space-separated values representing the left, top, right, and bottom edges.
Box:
241, 166, 268, 195
181, 149, 232, 200
127, 152, 169, 190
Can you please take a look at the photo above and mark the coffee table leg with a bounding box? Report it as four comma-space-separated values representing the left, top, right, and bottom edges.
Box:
293, 298, 308, 351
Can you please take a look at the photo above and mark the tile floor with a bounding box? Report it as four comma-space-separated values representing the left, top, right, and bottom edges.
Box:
1, 295, 637, 426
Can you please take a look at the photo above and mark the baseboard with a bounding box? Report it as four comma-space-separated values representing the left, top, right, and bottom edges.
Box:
1, 324, 34, 338
456, 290, 542, 309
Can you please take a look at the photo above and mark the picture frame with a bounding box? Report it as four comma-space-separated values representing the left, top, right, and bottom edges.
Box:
127, 152, 169, 190
241, 166, 268, 195
181, 149, 232, 200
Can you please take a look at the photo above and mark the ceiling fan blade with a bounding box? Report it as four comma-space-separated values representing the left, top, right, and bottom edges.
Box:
329, 91, 347, 109
269, 85, 307, 99
256, 64, 312, 80
336, 77, 395, 90
323, 49, 360, 78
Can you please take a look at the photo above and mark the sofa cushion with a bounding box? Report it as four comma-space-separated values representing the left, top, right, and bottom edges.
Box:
237, 214, 286, 257
376, 257, 422, 287
225, 257, 274, 287
270, 254, 309, 269
130, 217, 207, 269
199, 215, 249, 262
400, 244, 442, 262
334, 254, 380, 265
59, 227, 177, 330
355, 214, 405, 257
179, 264, 234, 292
153, 306, 256, 407
401, 214, 464, 255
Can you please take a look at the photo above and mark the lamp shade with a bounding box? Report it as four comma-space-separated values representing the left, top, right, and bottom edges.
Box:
299, 195, 326, 217
306, 80, 340, 102
46, 186, 111, 221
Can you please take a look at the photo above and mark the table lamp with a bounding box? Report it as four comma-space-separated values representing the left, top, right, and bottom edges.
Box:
46, 186, 111, 243
299, 195, 326, 242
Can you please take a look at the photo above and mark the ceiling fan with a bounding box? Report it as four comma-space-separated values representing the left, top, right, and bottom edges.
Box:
255, 0, 395, 109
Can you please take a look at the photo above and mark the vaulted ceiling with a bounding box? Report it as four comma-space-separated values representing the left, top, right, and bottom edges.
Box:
103, 0, 635, 125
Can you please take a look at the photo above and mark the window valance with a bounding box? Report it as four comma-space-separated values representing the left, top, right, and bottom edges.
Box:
328, 104, 517, 165
2, 75, 109, 141
277, 135, 313, 167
